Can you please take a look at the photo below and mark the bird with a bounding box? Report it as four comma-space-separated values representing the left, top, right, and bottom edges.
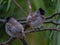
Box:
25, 8, 45, 29
5, 17, 28, 45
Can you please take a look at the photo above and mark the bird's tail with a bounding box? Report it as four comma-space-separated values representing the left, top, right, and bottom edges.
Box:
20, 38, 28, 45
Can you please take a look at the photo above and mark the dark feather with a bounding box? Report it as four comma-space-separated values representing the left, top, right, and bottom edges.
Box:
6, 16, 13, 22
39, 8, 45, 15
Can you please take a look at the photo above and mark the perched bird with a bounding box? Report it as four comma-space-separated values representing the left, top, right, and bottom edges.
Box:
26, 8, 45, 29
5, 17, 28, 45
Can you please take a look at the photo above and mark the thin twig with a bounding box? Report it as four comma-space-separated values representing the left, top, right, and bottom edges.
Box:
44, 20, 60, 25
17, 18, 26, 21
0, 18, 26, 24
0, 19, 6, 23
18, 21, 27, 24
45, 13, 60, 19
25, 28, 60, 33
0, 37, 15, 45
26, 0, 32, 15
13, 0, 27, 15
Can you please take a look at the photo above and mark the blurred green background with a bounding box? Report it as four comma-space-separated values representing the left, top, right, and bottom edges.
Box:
0, 0, 60, 45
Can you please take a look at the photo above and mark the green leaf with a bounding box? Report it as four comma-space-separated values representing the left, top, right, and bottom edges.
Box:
0, 0, 3, 4
6, 0, 12, 12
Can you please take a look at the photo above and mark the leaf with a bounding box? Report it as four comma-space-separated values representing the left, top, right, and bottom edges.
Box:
0, 0, 3, 4
6, 0, 12, 12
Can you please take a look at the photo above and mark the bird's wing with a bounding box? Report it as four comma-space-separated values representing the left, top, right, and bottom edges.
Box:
5, 23, 16, 37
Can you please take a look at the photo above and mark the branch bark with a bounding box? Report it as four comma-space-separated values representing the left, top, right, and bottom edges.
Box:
25, 28, 60, 33
44, 20, 60, 25
45, 13, 60, 19
0, 37, 15, 45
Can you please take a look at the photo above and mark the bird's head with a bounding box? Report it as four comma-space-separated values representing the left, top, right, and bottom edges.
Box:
6, 16, 13, 22
38, 8, 45, 15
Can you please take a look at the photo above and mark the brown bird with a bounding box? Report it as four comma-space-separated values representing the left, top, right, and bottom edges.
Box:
5, 17, 28, 45
26, 8, 45, 29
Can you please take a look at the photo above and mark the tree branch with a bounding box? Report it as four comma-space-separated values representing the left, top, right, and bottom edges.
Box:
17, 18, 26, 21
25, 28, 60, 33
45, 13, 60, 19
0, 18, 26, 24
0, 37, 15, 45
0, 19, 6, 23
44, 20, 60, 25
26, 0, 32, 15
